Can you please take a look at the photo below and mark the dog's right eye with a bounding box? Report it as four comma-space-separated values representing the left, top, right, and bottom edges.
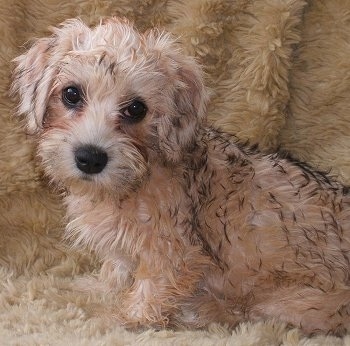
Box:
62, 86, 82, 108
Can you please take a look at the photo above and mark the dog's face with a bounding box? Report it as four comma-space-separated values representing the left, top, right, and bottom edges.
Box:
13, 18, 208, 198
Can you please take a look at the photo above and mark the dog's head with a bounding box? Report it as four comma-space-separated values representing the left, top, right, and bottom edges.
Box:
12, 17, 208, 198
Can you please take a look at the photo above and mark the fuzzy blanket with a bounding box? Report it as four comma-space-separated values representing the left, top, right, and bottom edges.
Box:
1, 0, 350, 345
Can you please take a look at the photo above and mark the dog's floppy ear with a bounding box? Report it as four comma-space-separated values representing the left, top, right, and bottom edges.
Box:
149, 32, 209, 163
12, 36, 58, 134
12, 18, 89, 134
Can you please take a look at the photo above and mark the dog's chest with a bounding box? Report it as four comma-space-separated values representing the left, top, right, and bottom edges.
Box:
64, 167, 195, 259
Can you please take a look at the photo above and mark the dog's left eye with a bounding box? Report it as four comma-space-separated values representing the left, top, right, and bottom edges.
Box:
122, 100, 148, 122
62, 86, 82, 108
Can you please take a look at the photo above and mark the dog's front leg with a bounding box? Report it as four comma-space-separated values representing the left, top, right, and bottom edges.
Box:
121, 277, 170, 328
118, 254, 198, 329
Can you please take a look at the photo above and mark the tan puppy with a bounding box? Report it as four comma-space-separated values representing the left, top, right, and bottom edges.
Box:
12, 17, 350, 335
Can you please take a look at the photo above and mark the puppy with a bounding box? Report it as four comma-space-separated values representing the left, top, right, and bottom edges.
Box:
12, 17, 350, 335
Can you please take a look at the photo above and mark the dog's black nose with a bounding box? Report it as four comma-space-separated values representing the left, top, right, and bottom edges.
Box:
74, 145, 108, 174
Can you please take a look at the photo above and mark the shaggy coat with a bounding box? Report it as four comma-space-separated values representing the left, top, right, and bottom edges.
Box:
12, 17, 350, 335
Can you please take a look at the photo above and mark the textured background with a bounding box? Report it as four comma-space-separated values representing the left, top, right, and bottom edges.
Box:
0, 0, 350, 344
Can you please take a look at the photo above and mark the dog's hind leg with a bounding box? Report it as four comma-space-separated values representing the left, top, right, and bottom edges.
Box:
250, 286, 350, 336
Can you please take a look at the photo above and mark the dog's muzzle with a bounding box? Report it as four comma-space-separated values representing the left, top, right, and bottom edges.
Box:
74, 145, 108, 174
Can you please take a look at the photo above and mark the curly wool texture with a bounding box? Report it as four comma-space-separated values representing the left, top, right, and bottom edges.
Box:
1, 0, 350, 344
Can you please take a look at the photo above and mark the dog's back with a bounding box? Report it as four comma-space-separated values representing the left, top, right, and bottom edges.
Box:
185, 127, 350, 335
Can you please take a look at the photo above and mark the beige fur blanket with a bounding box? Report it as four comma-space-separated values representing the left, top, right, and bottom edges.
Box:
1, 0, 350, 344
